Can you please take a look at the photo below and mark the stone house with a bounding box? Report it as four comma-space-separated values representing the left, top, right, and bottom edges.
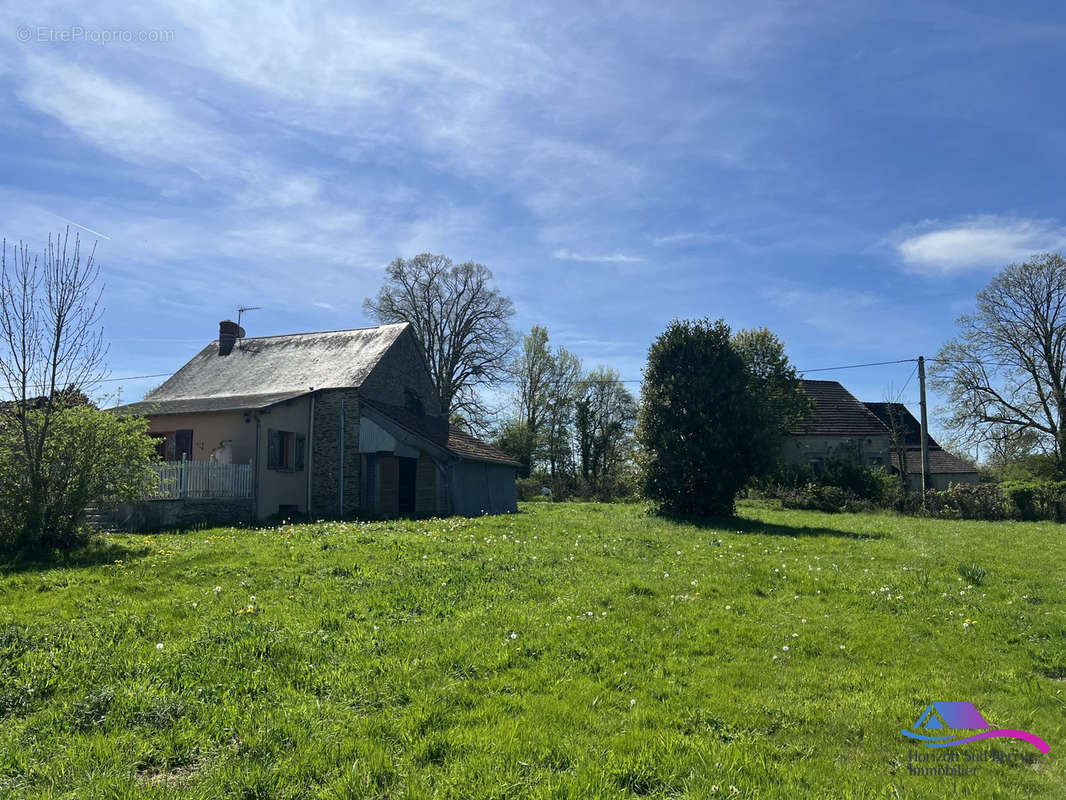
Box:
783, 380, 893, 471
862, 401, 980, 491
112, 321, 519, 522
782, 380, 981, 490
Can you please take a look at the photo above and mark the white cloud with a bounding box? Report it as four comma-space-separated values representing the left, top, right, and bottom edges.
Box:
18, 56, 227, 172
894, 216, 1066, 274
551, 248, 643, 263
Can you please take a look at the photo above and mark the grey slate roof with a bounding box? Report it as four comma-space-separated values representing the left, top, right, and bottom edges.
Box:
111, 324, 408, 415
792, 380, 890, 437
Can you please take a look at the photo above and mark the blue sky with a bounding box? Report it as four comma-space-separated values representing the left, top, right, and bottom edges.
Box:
3, 2, 1066, 438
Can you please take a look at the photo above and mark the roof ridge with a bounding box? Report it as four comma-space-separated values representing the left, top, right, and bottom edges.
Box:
231, 322, 408, 342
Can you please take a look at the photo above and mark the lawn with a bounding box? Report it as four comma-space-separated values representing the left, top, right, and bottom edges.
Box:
0, 501, 1064, 799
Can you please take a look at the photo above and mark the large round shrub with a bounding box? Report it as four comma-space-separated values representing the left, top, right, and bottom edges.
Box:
638, 318, 765, 516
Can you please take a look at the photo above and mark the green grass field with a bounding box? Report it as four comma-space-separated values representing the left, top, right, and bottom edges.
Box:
1, 501, 1064, 799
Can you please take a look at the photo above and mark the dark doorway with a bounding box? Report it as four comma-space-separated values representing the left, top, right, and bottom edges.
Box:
398, 456, 417, 514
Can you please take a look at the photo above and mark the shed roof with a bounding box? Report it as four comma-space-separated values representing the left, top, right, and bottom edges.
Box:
793, 380, 890, 437
111, 391, 308, 417
363, 399, 521, 467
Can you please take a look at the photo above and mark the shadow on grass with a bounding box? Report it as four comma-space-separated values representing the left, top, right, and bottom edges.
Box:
0, 538, 150, 575
655, 509, 885, 540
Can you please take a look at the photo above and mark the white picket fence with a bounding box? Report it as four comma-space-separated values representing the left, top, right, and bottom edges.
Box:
150, 460, 254, 500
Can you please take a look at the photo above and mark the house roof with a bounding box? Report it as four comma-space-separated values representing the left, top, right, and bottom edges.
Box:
863, 401, 944, 448
792, 380, 890, 437
891, 447, 979, 476
111, 391, 309, 417
111, 323, 409, 415
363, 399, 521, 467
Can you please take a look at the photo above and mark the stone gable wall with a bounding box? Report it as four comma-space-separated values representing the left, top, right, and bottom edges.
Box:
360, 327, 442, 416
311, 388, 362, 516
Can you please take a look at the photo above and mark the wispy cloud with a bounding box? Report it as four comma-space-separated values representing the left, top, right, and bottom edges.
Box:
893, 216, 1066, 274
551, 248, 643, 263
651, 231, 735, 246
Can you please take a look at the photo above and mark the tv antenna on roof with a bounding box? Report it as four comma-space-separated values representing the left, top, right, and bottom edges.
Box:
237, 306, 260, 330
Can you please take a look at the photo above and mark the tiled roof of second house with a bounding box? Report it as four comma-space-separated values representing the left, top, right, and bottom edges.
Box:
863, 401, 943, 448
793, 380, 890, 437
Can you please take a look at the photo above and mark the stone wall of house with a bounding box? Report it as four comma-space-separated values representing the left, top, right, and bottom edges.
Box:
360, 327, 443, 416
310, 388, 362, 516
97, 498, 254, 532
782, 435, 893, 471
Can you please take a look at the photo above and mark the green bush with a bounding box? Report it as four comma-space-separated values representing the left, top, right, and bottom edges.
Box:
639, 319, 773, 517
1001, 480, 1066, 522
917, 483, 1015, 521
777, 484, 875, 514
752, 463, 898, 510
0, 405, 158, 552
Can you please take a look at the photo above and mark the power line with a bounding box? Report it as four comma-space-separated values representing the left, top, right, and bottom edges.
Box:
96, 372, 172, 383
799, 358, 916, 374
95, 357, 924, 388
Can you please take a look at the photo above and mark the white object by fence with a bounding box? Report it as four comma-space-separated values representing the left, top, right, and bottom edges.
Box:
150, 459, 253, 499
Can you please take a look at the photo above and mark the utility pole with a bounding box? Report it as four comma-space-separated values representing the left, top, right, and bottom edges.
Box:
918, 355, 931, 504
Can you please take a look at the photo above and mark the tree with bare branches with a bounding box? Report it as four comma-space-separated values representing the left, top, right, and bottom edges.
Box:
0, 230, 155, 551
932, 252, 1066, 476
363, 253, 516, 426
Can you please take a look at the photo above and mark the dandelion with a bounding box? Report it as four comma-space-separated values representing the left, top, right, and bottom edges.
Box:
630, 698, 637, 707
156, 643, 164, 650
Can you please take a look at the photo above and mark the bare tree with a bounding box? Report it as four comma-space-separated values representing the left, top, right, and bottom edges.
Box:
883, 398, 910, 495
932, 252, 1066, 474
0, 229, 107, 544
363, 253, 516, 425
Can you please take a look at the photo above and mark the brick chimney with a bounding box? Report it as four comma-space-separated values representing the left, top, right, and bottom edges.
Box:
218, 320, 245, 356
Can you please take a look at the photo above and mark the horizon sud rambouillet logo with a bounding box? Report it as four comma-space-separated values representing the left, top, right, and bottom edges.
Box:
901, 701, 1048, 753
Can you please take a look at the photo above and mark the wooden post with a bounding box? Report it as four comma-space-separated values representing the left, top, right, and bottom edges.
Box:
918, 355, 931, 504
